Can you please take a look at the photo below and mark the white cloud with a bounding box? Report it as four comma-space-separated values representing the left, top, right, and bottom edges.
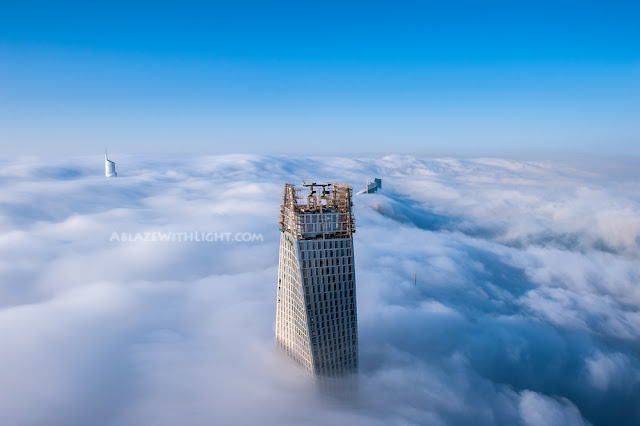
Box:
0, 154, 638, 425
584, 351, 640, 392
519, 391, 590, 426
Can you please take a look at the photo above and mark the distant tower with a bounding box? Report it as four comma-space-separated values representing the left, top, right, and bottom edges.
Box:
357, 178, 381, 195
105, 149, 117, 177
276, 182, 358, 376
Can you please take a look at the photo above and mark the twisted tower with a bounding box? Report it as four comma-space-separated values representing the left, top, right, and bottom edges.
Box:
276, 182, 358, 376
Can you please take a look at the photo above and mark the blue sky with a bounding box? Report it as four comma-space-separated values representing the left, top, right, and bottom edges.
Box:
1, 0, 639, 156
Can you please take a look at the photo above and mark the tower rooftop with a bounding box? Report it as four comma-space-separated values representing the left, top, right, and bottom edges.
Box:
279, 182, 355, 240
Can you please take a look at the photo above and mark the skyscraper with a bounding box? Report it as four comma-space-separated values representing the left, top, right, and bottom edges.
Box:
276, 182, 358, 376
105, 149, 117, 177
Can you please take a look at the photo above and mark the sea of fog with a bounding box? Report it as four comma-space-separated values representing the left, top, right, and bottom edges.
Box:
0, 154, 638, 426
